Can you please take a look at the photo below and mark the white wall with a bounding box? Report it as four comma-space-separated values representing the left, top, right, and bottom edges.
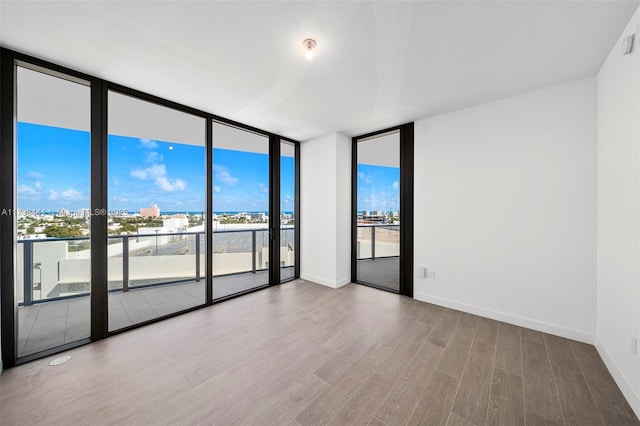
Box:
300, 132, 351, 288
413, 77, 598, 343
596, 7, 640, 415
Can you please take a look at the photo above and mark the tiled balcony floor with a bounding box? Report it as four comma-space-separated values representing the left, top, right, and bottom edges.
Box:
17, 271, 269, 358
357, 257, 400, 291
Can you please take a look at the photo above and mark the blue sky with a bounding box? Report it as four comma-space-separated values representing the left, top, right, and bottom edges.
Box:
17, 122, 295, 213
17, 123, 91, 211
357, 164, 400, 212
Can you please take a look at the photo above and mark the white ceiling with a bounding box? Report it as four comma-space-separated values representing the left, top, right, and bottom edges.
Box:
1, 1, 638, 141
17, 65, 273, 153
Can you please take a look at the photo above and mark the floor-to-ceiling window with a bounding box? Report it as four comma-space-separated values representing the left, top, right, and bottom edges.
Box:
1, 49, 300, 368
354, 131, 400, 291
212, 122, 270, 299
14, 65, 92, 358
352, 124, 414, 297
107, 91, 207, 331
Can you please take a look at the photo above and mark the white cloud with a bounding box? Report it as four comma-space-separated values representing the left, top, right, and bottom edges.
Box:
146, 151, 162, 163
140, 139, 158, 149
214, 165, 238, 186
130, 163, 187, 192
18, 184, 39, 195
34, 182, 42, 190
358, 172, 373, 184
155, 176, 186, 192
392, 181, 399, 190
214, 186, 221, 193
61, 188, 83, 200
131, 164, 167, 180
27, 171, 44, 179
48, 188, 84, 201
258, 182, 268, 193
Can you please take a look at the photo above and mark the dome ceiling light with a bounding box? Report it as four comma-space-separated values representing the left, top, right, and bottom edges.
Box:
303, 39, 317, 61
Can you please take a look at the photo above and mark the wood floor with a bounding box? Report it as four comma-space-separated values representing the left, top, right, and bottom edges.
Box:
0, 279, 637, 426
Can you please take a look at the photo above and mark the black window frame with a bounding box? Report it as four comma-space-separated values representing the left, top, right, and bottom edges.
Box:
351, 123, 414, 297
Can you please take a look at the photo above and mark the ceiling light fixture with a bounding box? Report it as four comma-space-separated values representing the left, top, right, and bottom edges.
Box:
303, 38, 316, 61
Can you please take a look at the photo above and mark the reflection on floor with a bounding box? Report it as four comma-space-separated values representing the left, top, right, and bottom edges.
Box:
16, 271, 268, 358
357, 257, 399, 291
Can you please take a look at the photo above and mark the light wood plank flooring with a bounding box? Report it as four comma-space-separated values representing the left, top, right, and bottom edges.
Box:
0, 279, 637, 426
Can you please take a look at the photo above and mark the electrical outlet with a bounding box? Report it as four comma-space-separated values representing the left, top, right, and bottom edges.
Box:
632, 337, 638, 355
623, 33, 636, 55
427, 270, 436, 279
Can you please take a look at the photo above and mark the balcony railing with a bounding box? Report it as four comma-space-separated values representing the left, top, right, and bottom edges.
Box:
17, 227, 295, 306
356, 224, 400, 260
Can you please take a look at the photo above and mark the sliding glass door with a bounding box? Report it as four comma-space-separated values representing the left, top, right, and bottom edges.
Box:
355, 131, 400, 291
107, 91, 207, 332
352, 124, 413, 297
211, 122, 270, 299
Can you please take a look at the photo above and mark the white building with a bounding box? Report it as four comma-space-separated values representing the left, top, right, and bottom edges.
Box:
163, 217, 189, 231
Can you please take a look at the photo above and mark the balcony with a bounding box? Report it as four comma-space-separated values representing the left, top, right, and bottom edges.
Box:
356, 224, 400, 290
15, 227, 295, 358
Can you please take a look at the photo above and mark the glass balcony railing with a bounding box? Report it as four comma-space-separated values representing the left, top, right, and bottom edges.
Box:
16, 228, 296, 306
356, 224, 400, 260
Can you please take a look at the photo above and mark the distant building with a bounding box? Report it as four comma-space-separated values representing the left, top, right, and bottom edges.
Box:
58, 208, 69, 217
75, 208, 91, 218
250, 212, 268, 222
138, 227, 170, 246
140, 204, 160, 218
362, 213, 386, 224
163, 217, 189, 231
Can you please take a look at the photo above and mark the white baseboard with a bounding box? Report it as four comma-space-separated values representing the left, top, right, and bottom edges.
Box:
594, 337, 640, 419
300, 273, 350, 289
413, 291, 594, 344
335, 277, 351, 288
